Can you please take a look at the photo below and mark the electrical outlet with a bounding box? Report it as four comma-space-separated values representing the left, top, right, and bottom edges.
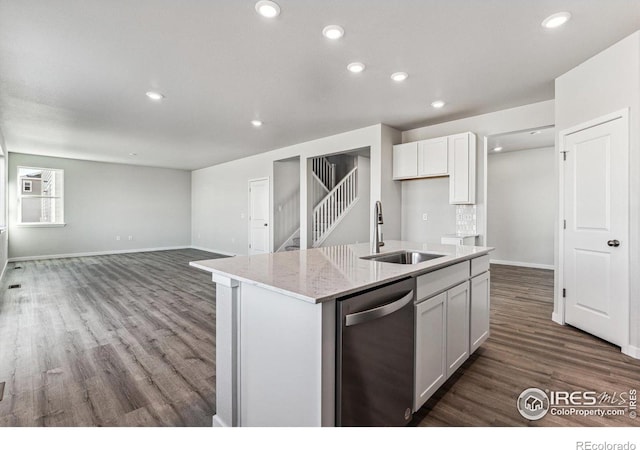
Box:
128, 236, 133, 241
116, 236, 120, 241
422, 213, 428, 221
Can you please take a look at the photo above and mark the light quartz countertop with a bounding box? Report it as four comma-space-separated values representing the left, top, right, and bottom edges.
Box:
190, 240, 492, 304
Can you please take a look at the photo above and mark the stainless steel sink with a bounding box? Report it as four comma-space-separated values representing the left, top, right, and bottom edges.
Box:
361, 250, 446, 265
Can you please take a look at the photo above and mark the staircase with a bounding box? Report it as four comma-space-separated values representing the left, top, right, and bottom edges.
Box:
311, 157, 359, 247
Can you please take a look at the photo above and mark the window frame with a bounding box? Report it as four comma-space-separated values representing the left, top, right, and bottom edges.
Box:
17, 165, 66, 227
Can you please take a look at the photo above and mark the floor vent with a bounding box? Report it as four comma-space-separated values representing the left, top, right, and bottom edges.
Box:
13, 266, 22, 270
0, 382, 5, 402
8, 284, 21, 289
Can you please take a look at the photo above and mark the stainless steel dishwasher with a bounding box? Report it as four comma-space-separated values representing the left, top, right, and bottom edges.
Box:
336, 277, 415, 426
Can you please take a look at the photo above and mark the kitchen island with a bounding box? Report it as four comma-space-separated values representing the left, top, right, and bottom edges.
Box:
191, 240, 493, 427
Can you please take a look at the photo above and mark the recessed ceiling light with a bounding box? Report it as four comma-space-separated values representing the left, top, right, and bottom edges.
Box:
390, 72, 408, 82
541, 12, 571, 29
251, 120, 263, 127
322, 25, 344, 40
255, 1, 280, 18
431, 100, 446, 109
145, 91, 164, 101
347, 62, 366, 73
494, 146, 503, 152
129, 152, 137, 156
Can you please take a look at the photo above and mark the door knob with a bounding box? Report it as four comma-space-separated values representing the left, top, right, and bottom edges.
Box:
607, 240, 620, 247
264, 223, 268, 227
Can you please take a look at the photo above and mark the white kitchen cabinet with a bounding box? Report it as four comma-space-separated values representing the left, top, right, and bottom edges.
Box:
448, 132, 476, 204
417, 137, 448, 177
445, 281, 470, 377
392, 142, 418, 179
414, 276, 471, 411
470, 271, 490, 353
414, 292, 447, 411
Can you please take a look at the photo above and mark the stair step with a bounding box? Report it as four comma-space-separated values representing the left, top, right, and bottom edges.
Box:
292, 238, 300, 244
285, 245, 300, 251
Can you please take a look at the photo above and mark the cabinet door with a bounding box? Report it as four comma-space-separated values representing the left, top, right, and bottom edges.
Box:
448, 132, 476, 204
393, 142, 418, 179
417, 137, 448, 177
414, 292, 447, 411
470, 271, 490, 353
446, 281, 470, 377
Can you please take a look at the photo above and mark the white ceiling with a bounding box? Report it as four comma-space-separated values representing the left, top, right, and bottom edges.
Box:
488, 126, 555, 153
0, 1, 639, 170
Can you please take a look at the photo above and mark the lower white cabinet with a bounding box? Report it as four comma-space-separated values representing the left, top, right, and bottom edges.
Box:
414, 280, 470, 411
414, 292, 447, 410
470, 271, 490, 353
446, 281, 470, 377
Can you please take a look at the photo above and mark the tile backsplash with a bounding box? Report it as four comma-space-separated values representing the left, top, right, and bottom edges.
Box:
456, 205, 477, 235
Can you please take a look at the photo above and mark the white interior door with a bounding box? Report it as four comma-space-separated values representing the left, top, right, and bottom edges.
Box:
563, 115, 628, 346
249, 178, 270, 255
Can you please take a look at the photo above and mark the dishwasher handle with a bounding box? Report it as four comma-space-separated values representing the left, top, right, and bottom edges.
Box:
345, 290, 414, 327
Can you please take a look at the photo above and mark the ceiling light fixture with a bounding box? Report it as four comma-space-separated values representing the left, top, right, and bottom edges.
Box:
251, 120, 263, 127
493, 146, 503, 152
255, 1, 280, 18
541, 12, 571, 29
347, 62, 366, 73
431, 100, 445, 109
145, 91, 164, 101
390, 72, 408, 82
322, 25, 344, 40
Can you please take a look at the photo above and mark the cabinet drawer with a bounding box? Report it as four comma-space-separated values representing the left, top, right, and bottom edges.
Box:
416, 261, 470, 301
471, 255, 490, 277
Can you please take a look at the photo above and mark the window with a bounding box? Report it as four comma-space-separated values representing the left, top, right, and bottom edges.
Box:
17, 166, 64, 226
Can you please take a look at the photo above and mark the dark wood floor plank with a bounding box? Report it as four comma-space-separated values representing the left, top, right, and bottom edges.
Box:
0, 249, 223, 427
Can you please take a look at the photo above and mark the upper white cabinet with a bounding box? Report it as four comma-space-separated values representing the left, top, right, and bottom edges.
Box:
393, 132, 476, 204
392, 142, 418, 179
418, 137, 448, 177
448, 132, 476, 205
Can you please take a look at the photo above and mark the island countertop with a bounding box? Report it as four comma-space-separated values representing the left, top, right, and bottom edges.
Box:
190, 240, 493, 304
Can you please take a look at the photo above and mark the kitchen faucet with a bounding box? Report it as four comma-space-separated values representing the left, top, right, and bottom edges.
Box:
372, 200, 385, 253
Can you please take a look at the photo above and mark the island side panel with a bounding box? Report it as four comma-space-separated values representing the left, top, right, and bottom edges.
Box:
239, 283, 335, 426
212, 275, 239, 427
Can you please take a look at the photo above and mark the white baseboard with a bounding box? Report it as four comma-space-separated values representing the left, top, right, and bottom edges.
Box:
490, 259, 555, 271
190, 246, 236, 257
0, 259, 7, 282
7, 246, 190, 262
551, 312, 564, 325
622, 345, 640, 360
211, 414, 230, 427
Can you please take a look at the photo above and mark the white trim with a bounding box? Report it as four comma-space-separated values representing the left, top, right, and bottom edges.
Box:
0, 259, 7, 282
190, 245, 236, 257
16, 223, 66, 228
551, 312, 564, 325
622, 345, 640, 360
557, 108, 630, 350
490, 259, 555, 271
7, 246, 190, 262
211, 415, 230, 427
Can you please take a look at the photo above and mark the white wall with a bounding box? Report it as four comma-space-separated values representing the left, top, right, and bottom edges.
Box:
273, 158, 300, 250
0, 131, 7, 278
192, 124, 401, 256
401, 177, 455, 244
487, 147, 555, 268
555, 31, 640, 353
402, 100, 555, 247
322, 155, 370, 247
8, 153, 191, 259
